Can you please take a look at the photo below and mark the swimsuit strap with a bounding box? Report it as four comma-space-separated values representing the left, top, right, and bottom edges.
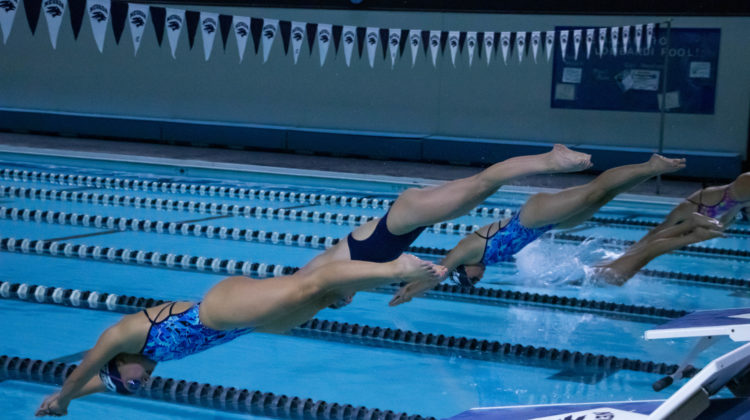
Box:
686, 188, 705, 207
474, 220, 501, 241
143, 302, 177, 325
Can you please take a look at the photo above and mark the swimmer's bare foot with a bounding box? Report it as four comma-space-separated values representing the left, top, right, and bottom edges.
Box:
648, 154, 686, 174
547, 144, 592, 173
389, 264, 449, 307
393, 254, 445, 284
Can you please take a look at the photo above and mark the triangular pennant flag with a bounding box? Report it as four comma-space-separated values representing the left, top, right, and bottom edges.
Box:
165, 8, 184, 58
68, 0, 84, 39
428, 30, 440, 67
127, 3, 148, 56
610, 26, 619, 56
585, 28, 594, 59
408, 29, 420, 67
530, 31, 540, 63
0, 0, 19, 44
356, 26, 365, 58
232, 16, 249, 62
559, 29, 569, 60
149, 6, 165, 47
388, 28, 400, 68
379, 28, 388, 60
500, 31, 510, 64
476, 32, 484, 57
279, 20, 291, 54
219, 14, 232, 51
43, 0, 67, 49
261, 18, 278, 63
421, 30, 429, 55
466, 31, 476, 66
110, 1, 125, 45
250, 17, 262, 54
598, 27, 607, 57
545, 31, 554, 61
305, 22, 316, 54
185, 10, 198, 50
458, 31, 466, 53
399, 29, 408, 57
634, 24, 643, 53
515, 31, 526, 63
483, 31, 494, 65
200, 12, 218, 61
573, 29, 581, 60
646, 23, 654, 49
342, 25, 355, 66
291, 21, 305, 64
621, 26, 630, 54
25, 0, 41, 35
508, 32, 516, 58
439, 31, 448, 54
316, 23, 332, 66
447, 30, 459, 66
332, 25, 342, 54
365, 26, 378, 67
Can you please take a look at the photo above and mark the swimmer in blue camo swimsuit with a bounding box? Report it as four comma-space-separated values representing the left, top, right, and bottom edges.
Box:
35, 255, 443, 417
391, 154, 688, 305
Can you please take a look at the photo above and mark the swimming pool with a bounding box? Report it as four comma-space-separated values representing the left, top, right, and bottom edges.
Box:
0, 146, 748, 419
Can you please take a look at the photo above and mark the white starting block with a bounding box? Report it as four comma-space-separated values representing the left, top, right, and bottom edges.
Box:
448, 308, 750, 420
645, 307, 750, 393
644, 307, 750, 342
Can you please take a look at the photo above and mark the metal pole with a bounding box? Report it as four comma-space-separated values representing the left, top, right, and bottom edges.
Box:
656, 19, 673, 194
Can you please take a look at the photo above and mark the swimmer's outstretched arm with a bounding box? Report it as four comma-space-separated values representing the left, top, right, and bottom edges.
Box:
595, 213, 724, 285
35, 320, 144, 417
389, 224, 490, 306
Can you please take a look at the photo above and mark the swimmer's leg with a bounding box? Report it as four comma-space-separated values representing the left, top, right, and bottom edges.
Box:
386, 145, 592, 234
519, 154, 685, 229
201, 255, 441, 332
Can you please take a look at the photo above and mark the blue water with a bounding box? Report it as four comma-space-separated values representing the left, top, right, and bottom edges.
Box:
0, 152, 748, 419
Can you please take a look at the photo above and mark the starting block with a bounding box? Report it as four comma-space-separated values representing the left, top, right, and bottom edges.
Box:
448, 308, 750, 420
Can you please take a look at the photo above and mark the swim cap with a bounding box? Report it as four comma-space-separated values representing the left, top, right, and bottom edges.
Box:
99, 359, 135, 395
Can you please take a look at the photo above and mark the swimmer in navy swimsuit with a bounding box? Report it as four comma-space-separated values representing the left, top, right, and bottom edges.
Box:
35, 255, 443, 416
298, 145, 595, 308
391, 154, 688, 305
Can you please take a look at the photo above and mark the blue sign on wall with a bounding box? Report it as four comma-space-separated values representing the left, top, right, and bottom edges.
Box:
551, 27, 720, 114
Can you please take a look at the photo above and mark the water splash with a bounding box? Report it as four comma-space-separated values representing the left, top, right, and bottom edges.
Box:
514, 235, 623, 287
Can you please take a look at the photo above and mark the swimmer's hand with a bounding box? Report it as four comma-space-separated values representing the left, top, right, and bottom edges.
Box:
389, 265, 449, 307
35, 392, 69, 417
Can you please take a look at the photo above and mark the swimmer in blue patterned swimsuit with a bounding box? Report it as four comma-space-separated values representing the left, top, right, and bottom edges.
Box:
35, 255, 443, 417
391, 154, 688, 305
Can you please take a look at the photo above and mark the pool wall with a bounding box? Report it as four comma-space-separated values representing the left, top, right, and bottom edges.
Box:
0, 3, 747, 174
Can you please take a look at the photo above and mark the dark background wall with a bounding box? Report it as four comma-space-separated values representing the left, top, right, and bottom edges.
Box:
0, 1, 748, 177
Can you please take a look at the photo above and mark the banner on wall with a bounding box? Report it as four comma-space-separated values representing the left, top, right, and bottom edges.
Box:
87, 0, 110, 53
164, 8, 183, 58
42, 0, 66, 49
7, 0, 668, 74
127, 3, 148, 55
199, 12, 217, 61
0, 0, 19, 44
550, 27, 720, 114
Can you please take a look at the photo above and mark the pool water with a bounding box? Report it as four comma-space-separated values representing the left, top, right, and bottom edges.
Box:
0, 150, 748, 419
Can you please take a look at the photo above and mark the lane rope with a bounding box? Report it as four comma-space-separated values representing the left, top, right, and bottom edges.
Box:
0, 354, 433, 420
0, 281, 681, 376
